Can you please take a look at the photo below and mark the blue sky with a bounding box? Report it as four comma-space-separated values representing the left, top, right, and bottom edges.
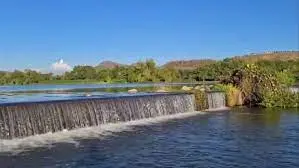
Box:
0, 0, 298, 72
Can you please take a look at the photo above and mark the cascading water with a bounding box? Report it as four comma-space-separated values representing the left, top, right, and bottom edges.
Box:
290, 87, 299, 93
206, 92, 226, 109
0, 93, 195, 139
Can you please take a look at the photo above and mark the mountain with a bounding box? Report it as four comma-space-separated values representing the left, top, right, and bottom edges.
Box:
96, 61, 123, 69
232, 51, 299, 62
94, 51, 298, 70
163, 51, 299, 70
163, 59, 217, 70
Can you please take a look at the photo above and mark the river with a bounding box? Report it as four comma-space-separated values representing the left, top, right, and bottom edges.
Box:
0, 83, 189, 104
0, 108, 298, 168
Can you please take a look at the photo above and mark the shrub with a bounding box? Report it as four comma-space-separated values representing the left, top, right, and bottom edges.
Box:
275, 70, 296, 87
261, 89, 299, 108
214, 84, 242, 107
191, 90, 208, 111
222, 64, 298, 108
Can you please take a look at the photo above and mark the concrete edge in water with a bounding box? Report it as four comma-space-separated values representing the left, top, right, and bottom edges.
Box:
0, 92, 193, 107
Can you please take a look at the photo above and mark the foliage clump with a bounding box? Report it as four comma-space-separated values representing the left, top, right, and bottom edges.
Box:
188, 90, 208, 111
214, 84, 241, 107
221, 64, 298, 108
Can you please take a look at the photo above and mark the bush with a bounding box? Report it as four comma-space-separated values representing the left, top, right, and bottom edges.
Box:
221, 64, 298, 108
261, 89, 299, 108
214, 84, 242, 107
275, 70, 296, 87
191, 90, 208, 110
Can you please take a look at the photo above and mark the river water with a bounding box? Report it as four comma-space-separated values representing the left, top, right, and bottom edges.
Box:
0, 83, 195, 93
0, 108, 298, 168
0, 83, 188, 104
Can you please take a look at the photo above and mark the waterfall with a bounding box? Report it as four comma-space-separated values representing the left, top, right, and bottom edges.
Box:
290, 87, 299, 93
0, 93, 195, 139
206, 92, 226, 109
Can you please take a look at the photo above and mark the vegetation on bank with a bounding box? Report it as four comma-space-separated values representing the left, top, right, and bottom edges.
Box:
214, 84, 242, 107
164, 51, 299, 69
0, 51, 298, 85
216, 64, 299, 108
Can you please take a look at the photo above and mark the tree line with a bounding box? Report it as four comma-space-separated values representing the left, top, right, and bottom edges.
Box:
0, 59, 298, 85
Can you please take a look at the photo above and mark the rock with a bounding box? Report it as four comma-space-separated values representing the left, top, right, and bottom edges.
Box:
194, 85, 201, 90
199, 88, 205, 92
85, 93, 92, 97
181, 86, 193, 91
156, 89, 167, 93
128, 89, 138, 94
205, 86, 211, 91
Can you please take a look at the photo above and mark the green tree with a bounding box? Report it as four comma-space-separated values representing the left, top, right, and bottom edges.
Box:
158, 68, 179, 82
10, 70, 26, 85
96, 69, 112, 82
71, 65, 97, 80
24, 69, 41, 84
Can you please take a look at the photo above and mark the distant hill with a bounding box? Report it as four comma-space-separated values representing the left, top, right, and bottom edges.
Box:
163, 59, 216, 70
94, 51, 299, 70
96, 61, 122, 69
163, 51, 299, 70
232, 51, 299, 62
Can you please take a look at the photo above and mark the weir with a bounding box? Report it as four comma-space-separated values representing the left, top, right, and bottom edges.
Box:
0, 93, 195, 139
206, 92, 226, 109
290, 87, 299, 93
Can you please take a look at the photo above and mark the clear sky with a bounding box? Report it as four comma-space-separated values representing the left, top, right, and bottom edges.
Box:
0, 0, 298, 72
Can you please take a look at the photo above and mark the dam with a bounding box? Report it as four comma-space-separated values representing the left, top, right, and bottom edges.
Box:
0, 93, 196, 139
2, 88, 297, 168
0, 86, 227, 139
206, 91, 226, 109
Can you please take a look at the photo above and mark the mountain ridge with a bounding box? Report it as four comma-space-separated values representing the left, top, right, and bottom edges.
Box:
163, 51, 299, 69
95, 51, 299, 70
96, 61, 122, 69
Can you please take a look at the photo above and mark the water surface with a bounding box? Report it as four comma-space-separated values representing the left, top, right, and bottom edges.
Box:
0, 83, 192, 93
0, 108, 298, 168
0, 83, 186, 104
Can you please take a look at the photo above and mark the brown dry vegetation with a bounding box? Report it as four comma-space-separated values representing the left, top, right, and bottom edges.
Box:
232, 51, 299, 62
163, 59, 216, 70
95, 51, 298, 70
163, 51, 299, 70
96, 61, 122, 69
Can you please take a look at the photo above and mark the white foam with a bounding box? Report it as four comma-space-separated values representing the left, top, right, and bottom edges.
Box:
204, 107, 230, 112
0, 111, 205, 154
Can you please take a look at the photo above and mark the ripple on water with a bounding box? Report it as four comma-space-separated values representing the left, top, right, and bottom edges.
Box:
0, 109, 299, 168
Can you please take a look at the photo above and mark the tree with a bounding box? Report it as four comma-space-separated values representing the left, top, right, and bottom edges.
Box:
71, 65, 97, 80
96, 69, 112, 82
10, 70, 26, 85
158, 68, 179, 82
24, 69, 41, 84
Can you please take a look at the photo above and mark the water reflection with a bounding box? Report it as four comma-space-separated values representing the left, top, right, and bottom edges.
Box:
231, 107, 285, 126
0, 85, 183, 104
